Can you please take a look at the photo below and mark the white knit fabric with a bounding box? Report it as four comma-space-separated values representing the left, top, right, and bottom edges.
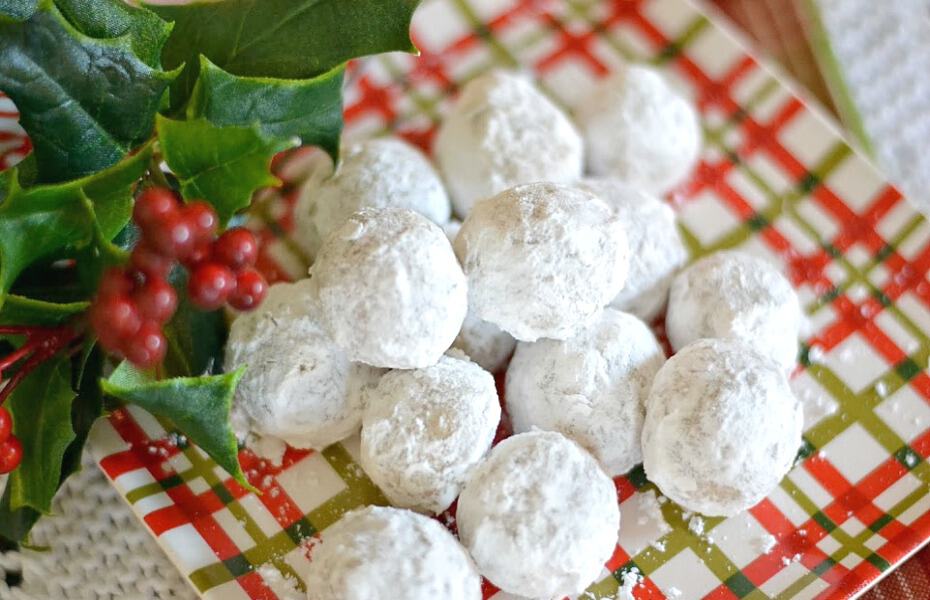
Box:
812, 0, 930, 211
0, 455, 195, 599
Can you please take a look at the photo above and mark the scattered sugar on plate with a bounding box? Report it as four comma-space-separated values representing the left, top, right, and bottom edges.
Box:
757, 533, 777, 554
688, 515, 705, 537
618, 567, 643, 600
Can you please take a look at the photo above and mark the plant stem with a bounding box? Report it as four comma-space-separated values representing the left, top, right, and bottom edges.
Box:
0, 325, 80, 404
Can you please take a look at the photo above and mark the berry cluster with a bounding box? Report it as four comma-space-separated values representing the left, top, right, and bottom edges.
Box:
89, 188, 268, 368
0, 405, 21, 474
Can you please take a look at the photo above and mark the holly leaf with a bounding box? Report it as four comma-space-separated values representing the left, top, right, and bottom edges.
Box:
0, 143, 153, 303
0, 0, 37, 22
0, 1, 176, 182
0, 344, 106, 545
189, 57, 344, 159
148, 0, 419, 108
101, 362, 253, 490
52, 0, 172, 68
0, 295, 88, 326
156, 115, 293, 225
7, 356, 77, 513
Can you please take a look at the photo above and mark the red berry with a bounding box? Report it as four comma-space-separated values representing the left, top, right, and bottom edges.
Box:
0, 436, 23, 474
91, 294, 142, 348
183, 201, 218, 243
98, 267, 133, 299
0, 406, 12, 443
147, 213, 196, 260
124, 321, 167, 369
134, 276, 178, 324
182, 239, 213, 269
229, 268, 268, 311
212, 228, 258, 271
134, 188, 179, 231
130, 240, 173, 278
188, 263, 236, 310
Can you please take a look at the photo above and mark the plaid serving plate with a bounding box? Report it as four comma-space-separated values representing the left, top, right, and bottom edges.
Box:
4, 0, 930, 598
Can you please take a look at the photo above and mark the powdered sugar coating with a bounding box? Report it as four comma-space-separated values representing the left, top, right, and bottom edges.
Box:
578, 178, 688, 321
454, 182, 629, 342
576, 64, 702, 194
457, 431, 620, 598
305, 506, 481, 600
506, 309, 665, 476
310, 208, 468, 369
452, 313, 516, 373
435, 70, 583, 217
294, 138, 451, 258
224, 283, 383, 450
360, 352, 501, 514
666, 250, 802, 370
642, 338, 803, 517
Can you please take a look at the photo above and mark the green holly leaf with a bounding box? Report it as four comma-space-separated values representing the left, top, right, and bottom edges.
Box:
157, 115, 293, 225
0, 1, 176, 182
101, 362, 253, 490
189, 57, 344, 158
7, 357, 77, 513
0, 0, 37, 22
52, 0, 172, 68
0, 295, 88, 326
0, 344, 106, 545
0, 143, 153, 303
148, 0, 419, 109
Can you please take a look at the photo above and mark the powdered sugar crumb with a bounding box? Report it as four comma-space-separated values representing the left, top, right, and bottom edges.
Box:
688, 515, 705, 537
757, 533, 777, 554
618, 567, 643, 600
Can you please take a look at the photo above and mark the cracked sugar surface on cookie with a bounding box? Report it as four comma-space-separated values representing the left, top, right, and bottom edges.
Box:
435, 69, 583, 217
224, 283, 382, 451
579, 178, 688, 321
506, 308, 665, 476
642, 338, 803, 517
456, 431, 620, 598
305, 506, 481, 600
310, 207, 467, 369
666, 250, 802, 370
294, 137, 451, 259
575, 63, 701, 194
360, 351, 501, 514
454, 182, 629, 342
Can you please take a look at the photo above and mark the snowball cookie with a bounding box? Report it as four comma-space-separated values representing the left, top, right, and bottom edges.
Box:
642, 338, 803, 517
576, 64, 702, 194
666, 250, 802, 370
224, 279, 319, 365
225, 296, 382, 450
455, 182, 629, 342
310, 207, 467, 369
435, 70, 583, 217
506, 309, 665, 476
578, 178, 687, 321
457, 431, 620, 598
294, 138, 451, 258
452, 313, 516, 373
360, 352, 501, 514
306, 506, 481, 600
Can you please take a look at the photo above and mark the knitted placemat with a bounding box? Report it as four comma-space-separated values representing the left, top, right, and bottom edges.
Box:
805, 0, 930, 212
0, 454, 196, 600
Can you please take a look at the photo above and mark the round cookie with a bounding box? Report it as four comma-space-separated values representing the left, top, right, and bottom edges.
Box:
310, 208, 467, 369
454, 182, 629, 342
579, 178, 687, 321
457, 431, 620, 598
666, 250, 802, 370
452, 313, 516, 373
224, 287, 382, 451
576, 64, 701, 194
294, 138, 451, 258
642, 338, 803, 517
306, 506, 481, 600
506, 308, 665, 476
435, 70, 583, 217
360, 352, 501, 514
